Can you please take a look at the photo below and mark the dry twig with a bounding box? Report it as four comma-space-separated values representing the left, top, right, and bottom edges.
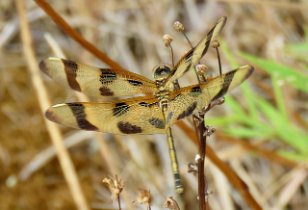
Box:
34, 0, 128, 71
15, 0, 89, 210
177, 120, 262, 210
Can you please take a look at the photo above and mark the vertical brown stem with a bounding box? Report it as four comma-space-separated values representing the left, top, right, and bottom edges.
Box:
193, 114, 206, 210
117, 194, 122, 210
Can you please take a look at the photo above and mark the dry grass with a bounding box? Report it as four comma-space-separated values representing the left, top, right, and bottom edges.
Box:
0, 0, 307, 209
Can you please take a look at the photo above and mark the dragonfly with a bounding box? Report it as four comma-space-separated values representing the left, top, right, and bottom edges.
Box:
40, 16, 253, 193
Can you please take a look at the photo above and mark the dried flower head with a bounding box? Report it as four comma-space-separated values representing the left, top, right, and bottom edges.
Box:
133, 189, 152, 207
212, 40, 220, 48
102, 175, 124, 199
163, 34, 173, 47
173, 21, 185, 32
163, 197, 180, 210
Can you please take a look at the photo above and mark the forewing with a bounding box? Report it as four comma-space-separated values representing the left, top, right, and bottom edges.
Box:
165, 65, 254, 126
40, 57, 156, 99
45, 96, 166, 134
164, 16, 227, 88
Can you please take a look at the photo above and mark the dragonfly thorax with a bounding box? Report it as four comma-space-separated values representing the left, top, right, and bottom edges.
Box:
153, 64, 173, 103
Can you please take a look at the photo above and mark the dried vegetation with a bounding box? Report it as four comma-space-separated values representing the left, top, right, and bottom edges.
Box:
0, 0, 307, 210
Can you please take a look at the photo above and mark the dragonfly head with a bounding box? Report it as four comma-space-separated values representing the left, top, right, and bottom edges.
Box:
153, 64, 172, 83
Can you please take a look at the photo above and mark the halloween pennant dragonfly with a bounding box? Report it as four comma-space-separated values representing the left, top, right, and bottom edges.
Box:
40, 16, 253, 193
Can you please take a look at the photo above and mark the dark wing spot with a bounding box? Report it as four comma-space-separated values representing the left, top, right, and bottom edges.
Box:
128, 79, 143, 86
211, 71, 235, 101
118, 121, 142, 134
139, 101, 157, 108
191, 86, 202, 93
45, 108, 58, 123
68, 103, 98, 130
171, 50, 193, 77
189, 86, 202, 97
241, 65, 254, 82
99, 86, 114, 96
184, 49, 194, 62
139, 102, 149, 107
113, 102, 129, 116
148, 118, 165, 129
177, 102, 197, 120
62, 59, 81, 91
183, 55, 192, 75
100, 69, 117, 84
201, 30, 213, 57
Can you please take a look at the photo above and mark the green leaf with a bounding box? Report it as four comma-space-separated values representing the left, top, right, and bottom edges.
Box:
286, 43, 308, 54
255, 97, 308, 154
240, 53, 308, 92
271, 75, 288, 120
224, 95, 245, 116
278, 150, 308, 161
221, 41, 239, 68
223, 126, 274, 139
240, 83, 259, 122
206, 115, 239, 127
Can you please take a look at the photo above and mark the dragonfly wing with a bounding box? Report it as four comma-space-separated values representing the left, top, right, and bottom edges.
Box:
40, 57, 156, 99
46, 96, 165, 135
165, 16, 227, 88
166, 65, 254, 126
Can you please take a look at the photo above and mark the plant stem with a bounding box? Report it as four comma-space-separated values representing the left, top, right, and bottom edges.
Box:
193, 113, 207, 210
117, 194, 122, 210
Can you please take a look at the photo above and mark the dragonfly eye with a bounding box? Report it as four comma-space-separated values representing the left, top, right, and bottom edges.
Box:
152, 64, 172, 81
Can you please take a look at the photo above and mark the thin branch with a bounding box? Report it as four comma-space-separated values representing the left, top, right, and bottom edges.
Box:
193, 102, 219, 210
215, 47, 222, 76
15, 1, 90, 210
117, 194, 122, 210
34, 0, 129, 72
193, 114, 207, 210
176, 120, 262, 210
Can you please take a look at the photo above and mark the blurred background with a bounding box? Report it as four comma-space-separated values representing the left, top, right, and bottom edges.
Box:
0, 0, 307, 209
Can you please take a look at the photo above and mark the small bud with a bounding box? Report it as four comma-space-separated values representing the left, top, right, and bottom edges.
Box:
173, 21, 185, 32
195, 64, 208, 75
188, 162, 198, 176
212, 40, 220, 48
163, 34, 173, 47
195, 154, 201, 162
163, 197, 180, 210
204, 126, 215, 136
